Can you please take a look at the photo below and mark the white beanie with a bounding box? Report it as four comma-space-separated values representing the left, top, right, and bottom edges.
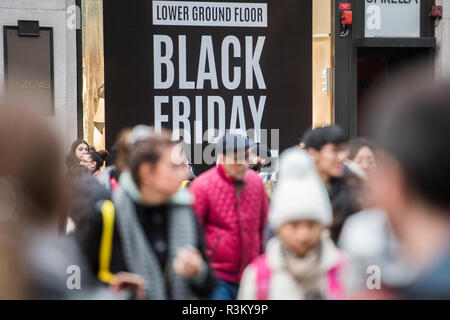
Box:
269, 148, 333, 230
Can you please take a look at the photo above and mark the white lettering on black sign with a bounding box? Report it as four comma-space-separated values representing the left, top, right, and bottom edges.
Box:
153, 34, 267, 144
153, 1, 267, 27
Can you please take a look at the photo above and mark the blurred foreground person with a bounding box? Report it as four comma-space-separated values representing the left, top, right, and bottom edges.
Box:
190, 134, 269, 300
238, 149, 346, 300
77, 130, 215, 299
303, 126, 364, 242
0, 106, 126, 299
338, 208, 415, 299
367, 77, 450, 299
0, 226, 27, 298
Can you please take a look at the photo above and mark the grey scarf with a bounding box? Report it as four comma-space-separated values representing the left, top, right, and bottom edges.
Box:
113, 179, 198, 300
282, 243, 323, 299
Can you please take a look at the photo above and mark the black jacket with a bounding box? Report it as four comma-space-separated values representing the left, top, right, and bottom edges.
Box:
74, 193, 215, 299
67, 176, 111, 233
328, 165, 364, 243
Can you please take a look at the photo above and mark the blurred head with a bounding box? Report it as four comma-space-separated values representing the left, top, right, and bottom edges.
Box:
216, 134, 253, 181
303, 126, 349, 182
67, 164, 91, 181
129, 130, 188, 206
0, 105, 65, 229
0, 105, 64, 298
367, 74, 450, 259
348, 138, 377, 176
278, 219, 324, 257
112, 127, 132, 172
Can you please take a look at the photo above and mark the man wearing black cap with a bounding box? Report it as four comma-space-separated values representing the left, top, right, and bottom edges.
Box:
190, 134, 269, 300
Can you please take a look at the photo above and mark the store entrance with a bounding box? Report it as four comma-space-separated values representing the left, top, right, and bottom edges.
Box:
356, 47, 433, 135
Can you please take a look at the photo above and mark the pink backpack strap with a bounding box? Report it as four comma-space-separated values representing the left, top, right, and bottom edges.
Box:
327, 251, 347, 300
253, 254, 271, 300
110, 176, 118, 191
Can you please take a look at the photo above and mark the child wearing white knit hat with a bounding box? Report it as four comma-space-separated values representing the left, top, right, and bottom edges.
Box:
269, 148, 332, 230
238, 149, 347, 300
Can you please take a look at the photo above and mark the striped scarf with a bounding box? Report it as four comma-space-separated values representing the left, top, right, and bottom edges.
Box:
113, 173, 198, 299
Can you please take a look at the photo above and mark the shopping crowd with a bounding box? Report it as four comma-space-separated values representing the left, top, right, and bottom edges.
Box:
0, 75, 449, 300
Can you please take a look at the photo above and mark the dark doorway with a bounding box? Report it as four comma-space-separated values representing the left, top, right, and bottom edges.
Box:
356, 47, 433, 135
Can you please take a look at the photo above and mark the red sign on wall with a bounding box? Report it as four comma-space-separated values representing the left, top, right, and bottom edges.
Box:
340, 3, 351, 10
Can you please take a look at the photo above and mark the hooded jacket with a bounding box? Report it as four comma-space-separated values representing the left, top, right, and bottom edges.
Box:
190, 165, 269, 284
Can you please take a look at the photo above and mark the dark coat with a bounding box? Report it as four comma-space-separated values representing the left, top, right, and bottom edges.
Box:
74, 188, 215, 299
328, 165, 364, 243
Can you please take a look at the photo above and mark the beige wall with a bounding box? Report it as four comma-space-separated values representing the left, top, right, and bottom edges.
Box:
312, 0, 333, 128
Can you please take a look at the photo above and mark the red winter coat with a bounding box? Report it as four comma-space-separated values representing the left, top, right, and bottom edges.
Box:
190, 165, 269, 284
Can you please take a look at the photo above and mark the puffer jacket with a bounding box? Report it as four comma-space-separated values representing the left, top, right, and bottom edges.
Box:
190, 165, 269, 284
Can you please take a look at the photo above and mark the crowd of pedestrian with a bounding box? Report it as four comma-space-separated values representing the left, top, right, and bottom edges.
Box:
0, 74, 449, 300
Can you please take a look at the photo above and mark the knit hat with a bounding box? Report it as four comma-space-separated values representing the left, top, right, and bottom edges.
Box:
269, 148, 333, 230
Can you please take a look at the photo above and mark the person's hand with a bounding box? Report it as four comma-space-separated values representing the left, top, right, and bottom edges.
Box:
109, 272, 147, 300
173, 246, 205, 279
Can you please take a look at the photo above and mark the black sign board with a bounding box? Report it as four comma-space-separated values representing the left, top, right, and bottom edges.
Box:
103, 0, 312, 171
